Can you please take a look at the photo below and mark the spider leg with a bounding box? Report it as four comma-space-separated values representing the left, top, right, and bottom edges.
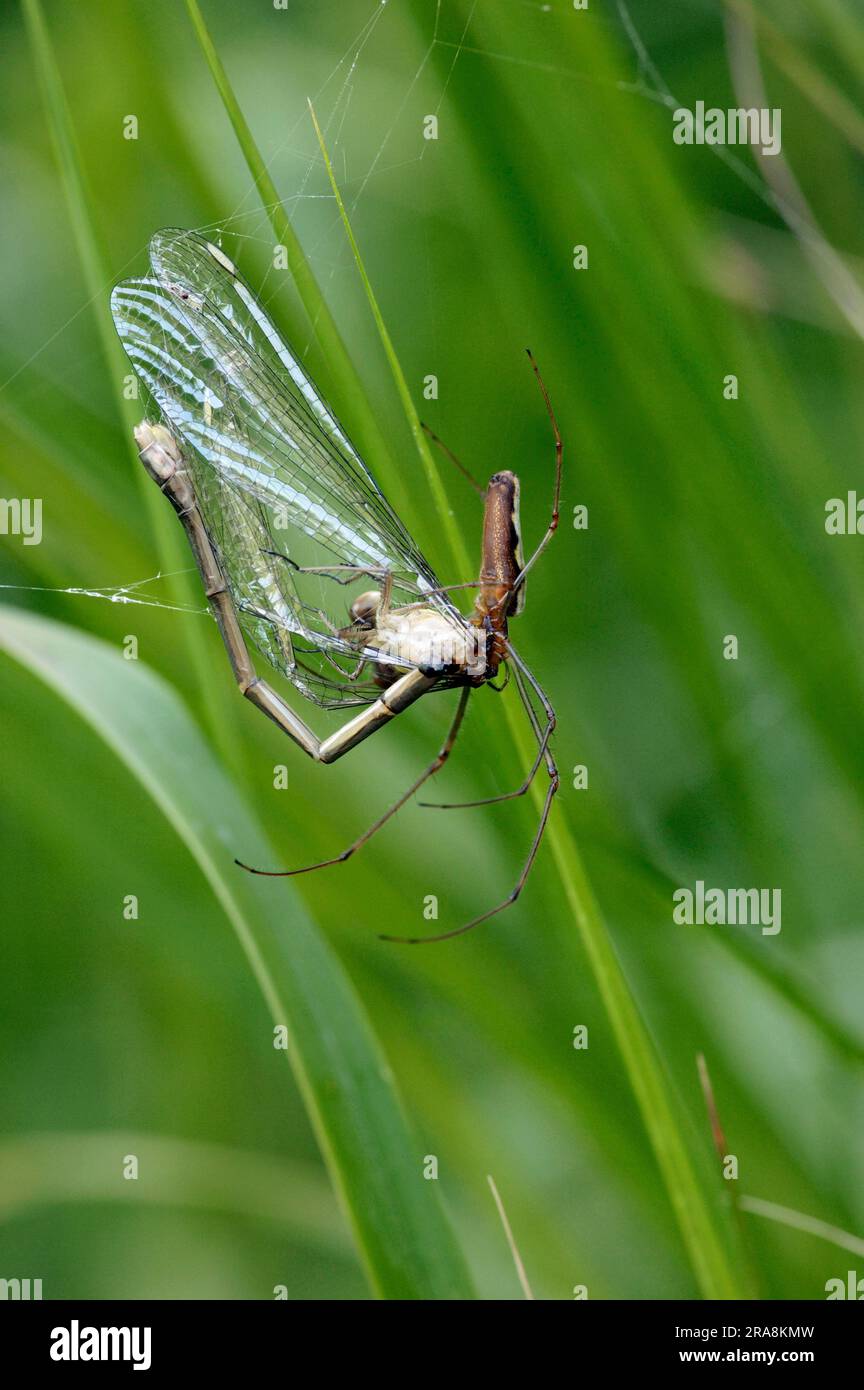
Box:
488, 350, 563, 617
511, 349, 562, 589
419, 660, 552, 810
262, 553, 397, 588
241, 686, 471, 878
421, 421, 485, 496
382, 646, 558, 944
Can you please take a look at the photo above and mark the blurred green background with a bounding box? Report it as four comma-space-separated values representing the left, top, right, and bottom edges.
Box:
1, 0, 863, 1300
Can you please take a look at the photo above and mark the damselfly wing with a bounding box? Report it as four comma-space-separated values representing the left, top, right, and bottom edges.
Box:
111, 229, 560, 941
112, 229, 475, 705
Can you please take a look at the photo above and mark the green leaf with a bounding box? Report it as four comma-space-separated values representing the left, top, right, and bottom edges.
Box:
0, 1131, 350, 1254
307, 88, 745, 1302
0, 606, 474, 1300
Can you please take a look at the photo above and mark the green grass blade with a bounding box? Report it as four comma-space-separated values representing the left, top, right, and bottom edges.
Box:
738, 1196, 864, 1260
0, 607, 475, 1300
21, 0, 241, 781
588, 832, 864, 1069
308, 100, 471, 578
183, 0, 394, 483
20, 0, 117, 393
307, 98, 743, 1300
0, 1131, 349, 1254
21, 0, 171, 539
551, 834, 744, 1298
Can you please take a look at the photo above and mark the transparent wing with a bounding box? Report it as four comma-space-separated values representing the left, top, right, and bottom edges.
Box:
110, 229, 467, 707
150, 229, 363, 470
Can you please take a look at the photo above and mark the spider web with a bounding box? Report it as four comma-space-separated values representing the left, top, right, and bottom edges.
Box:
3, 0, 754, 671
2, 0, 489, 648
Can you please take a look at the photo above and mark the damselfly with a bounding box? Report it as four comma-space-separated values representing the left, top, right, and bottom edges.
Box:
111, 229, 561, 943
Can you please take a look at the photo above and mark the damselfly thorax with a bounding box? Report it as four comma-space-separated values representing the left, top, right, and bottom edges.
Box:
112, 230, 561, 943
